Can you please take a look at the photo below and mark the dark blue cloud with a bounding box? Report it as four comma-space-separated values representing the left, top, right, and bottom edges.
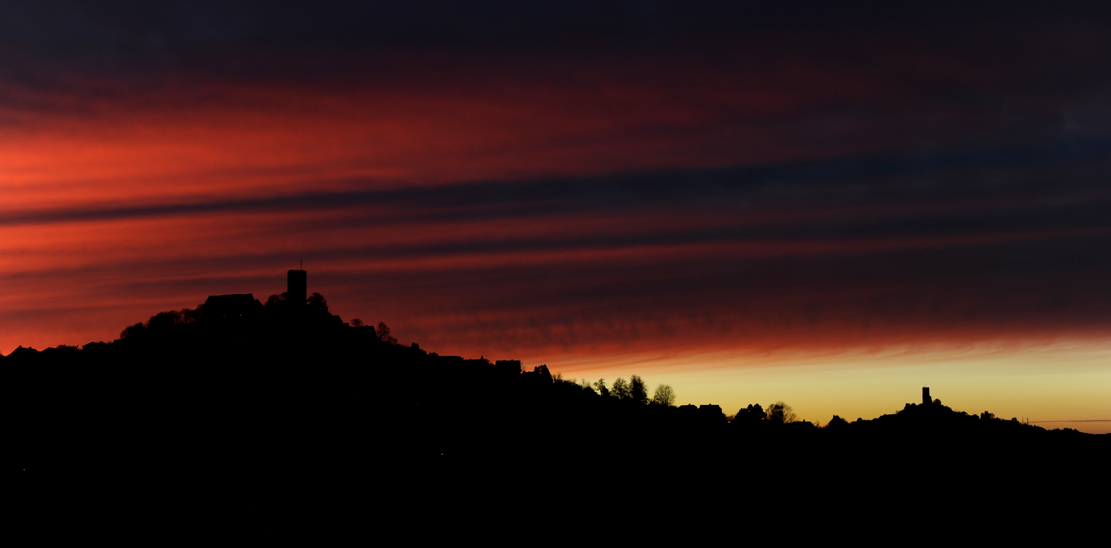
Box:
8, 132, 1111, 231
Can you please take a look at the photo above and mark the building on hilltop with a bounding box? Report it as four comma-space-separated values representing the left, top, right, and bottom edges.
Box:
202, 294, 264, 324
201, 268, 348, 329
288, 269, 307, 306
494, 360, 522, 376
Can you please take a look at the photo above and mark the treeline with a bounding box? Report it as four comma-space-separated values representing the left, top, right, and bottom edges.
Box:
115, 290, 343, 341
579, 376, 677, 407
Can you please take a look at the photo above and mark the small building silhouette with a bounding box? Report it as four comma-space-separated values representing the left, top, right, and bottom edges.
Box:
494, 360, 522, 376
699, 404, 726, 423
202, 294, 263, 324
923, 387, 931, 405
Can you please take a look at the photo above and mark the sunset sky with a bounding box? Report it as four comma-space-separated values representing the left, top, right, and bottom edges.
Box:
3, 1, 1109, 432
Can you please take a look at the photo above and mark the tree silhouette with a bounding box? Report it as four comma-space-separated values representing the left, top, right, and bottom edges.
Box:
630, 375, 648, 403
307, 292, 329, 314
146, 310, 181, 334
593, 379, 609, 397
120, 322, 146, 340
733, 404, 766, 424
766, 401, 797, 424
376, 322, 398, 345
265, 292, 289, 309
611, 378, 630, 400
651, 384, 676, 406
119, 304, 204, 339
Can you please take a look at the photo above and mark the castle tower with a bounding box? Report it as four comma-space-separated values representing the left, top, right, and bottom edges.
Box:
288, 268, 307, 306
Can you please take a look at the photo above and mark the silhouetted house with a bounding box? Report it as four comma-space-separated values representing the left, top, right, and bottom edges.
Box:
520, 364, 553, 386
288, 269, 307, 306
531, 364, 552, 383
494, 360, 522, 376
202, 294, 264, 325
698, 404, 726, 424
461, 358, 491, 374
7, 346, 41, 361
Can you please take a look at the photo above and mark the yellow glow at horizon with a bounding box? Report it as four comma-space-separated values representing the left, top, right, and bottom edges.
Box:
541, 338, 1111, 434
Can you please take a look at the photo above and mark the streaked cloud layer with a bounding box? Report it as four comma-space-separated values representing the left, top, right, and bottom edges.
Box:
3, 1, 1110, 429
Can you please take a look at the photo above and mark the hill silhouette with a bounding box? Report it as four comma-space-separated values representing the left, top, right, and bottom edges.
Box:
7, 271, 1106, 515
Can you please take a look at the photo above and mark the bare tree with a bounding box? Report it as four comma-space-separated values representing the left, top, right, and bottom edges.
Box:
376, 322, 398, 345
651, 384, 676, 407
766, 401, 797, 424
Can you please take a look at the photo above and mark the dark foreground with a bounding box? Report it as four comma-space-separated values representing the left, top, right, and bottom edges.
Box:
7, 314, 1106, 522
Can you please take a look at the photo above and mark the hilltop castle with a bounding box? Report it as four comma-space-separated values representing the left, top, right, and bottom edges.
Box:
201, 268, 341, 327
